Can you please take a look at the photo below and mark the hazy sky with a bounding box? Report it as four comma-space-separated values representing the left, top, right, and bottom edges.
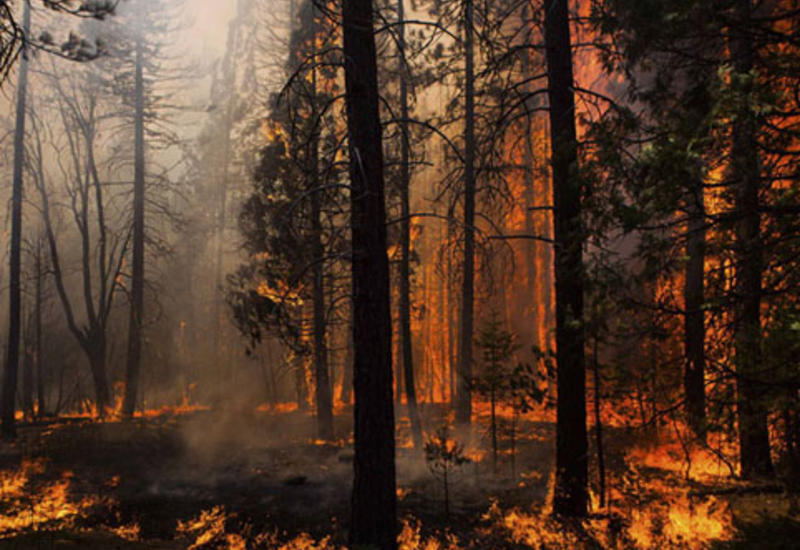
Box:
183, 0, 238, 59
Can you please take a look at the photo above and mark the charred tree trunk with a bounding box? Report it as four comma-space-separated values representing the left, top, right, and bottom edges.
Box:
684, 180, 707, 440
545, 0, 589, 517
1, 0, 31, 439
123, 35, 146, 418
456, 0, 476, 428
731, 0, 773, 479
342, 0, 397, 546
398, 0, 423, 451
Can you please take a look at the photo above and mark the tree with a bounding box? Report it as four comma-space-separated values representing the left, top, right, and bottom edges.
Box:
545, 0, 588, 517
307, 1, 334, 440
396, 0, 423, 451
590, 0, 800, 479
591, 0, 731, 446
122, 10, 145, 419
229, 0, 345, 434
424, 425, 469, 518
28, 66, 131, 415
473, 313, 518, 472
1, 0, 30, 439
455, 0, 476, 429
729, 0, 772, 479
342, 0, 397, 546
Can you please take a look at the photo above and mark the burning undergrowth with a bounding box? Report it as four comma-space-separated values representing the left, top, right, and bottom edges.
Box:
0, 457, 133, 540
0, 407, 797, 548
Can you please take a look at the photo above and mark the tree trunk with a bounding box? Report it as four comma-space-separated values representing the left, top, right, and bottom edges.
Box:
309, 7, 334, 440
398, 0, 423, 451
731, 0, 773, 479
342, 0, 397, 546
491, 387, 498, 473
295, 350, 309, 411
340, 322, 354, 405
592, 333, 606, 509
123, 34, 146, 418
456, 0, 476, 428
521, 6, 540, 350
1, 0, 31, 440
35, 240, 45, 417
684, 180, 707, 440
545, 0, 589, 517
211, 21, 238, 406
88, 333, 110, 414
394, 323, 403, 404
21, 326, 33, 419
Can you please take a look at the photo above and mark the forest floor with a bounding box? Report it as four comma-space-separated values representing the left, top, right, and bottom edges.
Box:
0, 404, 798, 549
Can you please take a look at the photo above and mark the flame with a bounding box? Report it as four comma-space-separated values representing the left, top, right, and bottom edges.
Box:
110, 522, 142, 541
256, 402, 300, 413
59, 387, 208, 422
176, 506, 229, 549
398, 517, 460, 550
0, 468, 103, 536
625, 491, 733, 549
179, 507, 341, 549
257, 279, 304, 306
0, 459, 45, 498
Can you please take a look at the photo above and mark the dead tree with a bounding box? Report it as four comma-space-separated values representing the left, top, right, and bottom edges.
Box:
29, 74, 129, 414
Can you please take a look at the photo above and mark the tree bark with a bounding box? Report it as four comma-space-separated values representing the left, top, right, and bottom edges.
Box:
545, 0, 589, 517
731, 0, 773, 479
398, 0, 423, 451
456, 0, 476, 428
342, 0, 397, 546
684, 181, 707, 440
123, 34, 146, 418
1, 0, 31, 439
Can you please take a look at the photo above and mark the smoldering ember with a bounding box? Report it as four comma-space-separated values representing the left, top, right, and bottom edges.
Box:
0, 0, 798, 548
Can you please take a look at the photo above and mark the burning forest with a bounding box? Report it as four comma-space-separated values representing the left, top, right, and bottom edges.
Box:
0, 0, 799, 548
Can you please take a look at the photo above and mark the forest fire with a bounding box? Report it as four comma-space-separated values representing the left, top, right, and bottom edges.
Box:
1, 0, 799, 548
